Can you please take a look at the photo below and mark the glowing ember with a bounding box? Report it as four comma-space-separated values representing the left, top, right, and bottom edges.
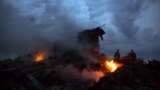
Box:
105, 60, 123, 72
35, 52, 46, 62
81, 70, 104, 82
94, 71, 104, 81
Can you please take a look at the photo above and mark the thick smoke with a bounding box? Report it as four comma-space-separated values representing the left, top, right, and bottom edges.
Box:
0, 0, 160, 60
0, 0, 82, 59
58, 65, 104, 82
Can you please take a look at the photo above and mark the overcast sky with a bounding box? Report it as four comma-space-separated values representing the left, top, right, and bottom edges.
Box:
0, 0, 160, 60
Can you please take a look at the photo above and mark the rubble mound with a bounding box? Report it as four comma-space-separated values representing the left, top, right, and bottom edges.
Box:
90, 60, 160, 90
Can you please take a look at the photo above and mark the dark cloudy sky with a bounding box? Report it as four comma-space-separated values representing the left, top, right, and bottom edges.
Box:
0, 0, 160, 60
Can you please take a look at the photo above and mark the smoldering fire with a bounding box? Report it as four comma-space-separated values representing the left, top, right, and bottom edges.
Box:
32, 48, 123, 82
30, 26, 124, 82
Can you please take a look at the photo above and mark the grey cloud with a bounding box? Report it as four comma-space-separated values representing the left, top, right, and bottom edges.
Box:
0, 0, 160, 60
109, 0, 150, 38
0, 0, 82, 59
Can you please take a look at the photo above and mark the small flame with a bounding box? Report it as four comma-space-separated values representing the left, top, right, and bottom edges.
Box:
105, 60, 122, 72
34, 51, 46, 62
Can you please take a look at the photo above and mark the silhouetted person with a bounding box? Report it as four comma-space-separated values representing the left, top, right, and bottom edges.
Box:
114, 49, 120, 60
128, 49, 137, 60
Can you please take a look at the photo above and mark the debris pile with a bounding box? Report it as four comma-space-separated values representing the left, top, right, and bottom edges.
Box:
0, 27, 160, 90
90, 60, 160, 90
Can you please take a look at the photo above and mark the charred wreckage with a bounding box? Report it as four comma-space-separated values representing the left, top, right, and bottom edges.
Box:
0, 27, 160, 90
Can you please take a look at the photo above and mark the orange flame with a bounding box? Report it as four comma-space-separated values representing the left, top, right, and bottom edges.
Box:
34, 51, 46, 62
105, 60, 123, 72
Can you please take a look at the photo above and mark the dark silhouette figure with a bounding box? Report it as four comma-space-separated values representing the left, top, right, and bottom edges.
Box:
114, 49, 120, 60
128, 49, 137, 60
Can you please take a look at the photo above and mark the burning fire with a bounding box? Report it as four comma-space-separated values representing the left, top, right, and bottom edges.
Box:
34, 51, 46, 62
105, 60, 123, 72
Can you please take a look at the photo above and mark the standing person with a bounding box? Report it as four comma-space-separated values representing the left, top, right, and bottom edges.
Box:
130, 49, 137, 60
114, 49, 120, 60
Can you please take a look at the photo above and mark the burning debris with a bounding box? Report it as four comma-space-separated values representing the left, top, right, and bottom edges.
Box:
77, 27, 105, 56
90, 60, 160, 90
0, 27, 160, 90
104, 60, 123, 72
34, 50, 47, 62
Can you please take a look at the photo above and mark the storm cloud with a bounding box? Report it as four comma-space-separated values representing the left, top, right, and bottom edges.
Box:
0, 0, 160, 60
